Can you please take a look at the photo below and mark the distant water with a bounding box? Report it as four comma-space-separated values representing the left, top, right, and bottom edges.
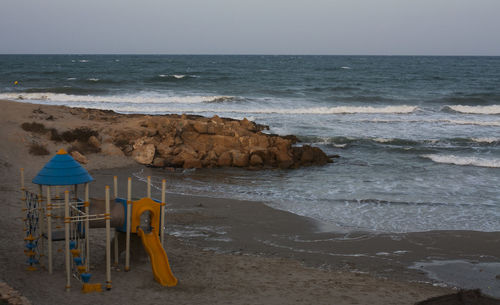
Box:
1, 55, 499, 233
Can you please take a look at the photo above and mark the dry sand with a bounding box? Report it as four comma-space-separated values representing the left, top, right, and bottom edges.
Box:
0, 99, 497, 305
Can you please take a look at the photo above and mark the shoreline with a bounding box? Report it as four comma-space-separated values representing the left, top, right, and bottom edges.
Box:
94, 166, 500, 295
1, 98, 499, 303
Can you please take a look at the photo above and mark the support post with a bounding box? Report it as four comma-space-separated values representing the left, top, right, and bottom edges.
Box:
84, 183, 90, 272
64, 191, 70, 291
125, 177, 131, 271
113, 176, 119, 266
47, 186, 53, 274
147, 176, 151, 198
105, 186, 112, 290
161, 179, 166, 248
113, 176, 118, 198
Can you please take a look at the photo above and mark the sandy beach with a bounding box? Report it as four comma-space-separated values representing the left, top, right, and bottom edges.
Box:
1, 99, 499, 305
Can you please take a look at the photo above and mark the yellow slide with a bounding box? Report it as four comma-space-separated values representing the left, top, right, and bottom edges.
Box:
138, 228, 178, 287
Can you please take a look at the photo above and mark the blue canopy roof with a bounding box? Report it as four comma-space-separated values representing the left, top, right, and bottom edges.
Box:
32, 149, 93, 186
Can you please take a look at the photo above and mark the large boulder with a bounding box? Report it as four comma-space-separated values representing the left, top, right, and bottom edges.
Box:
231, 151, 249, 167
217, 151, 232, 167
132, 143, 155, 165
71, 151, 88, 164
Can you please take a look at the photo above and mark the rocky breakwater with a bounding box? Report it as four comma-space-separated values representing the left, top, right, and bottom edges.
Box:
105, 114, 332, 169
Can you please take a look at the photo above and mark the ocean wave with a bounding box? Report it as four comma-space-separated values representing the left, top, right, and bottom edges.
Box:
0, 92, 237, 105
301, 136, 499, 148
471, 137, 500, 144
420, 154, 500, 168
443, 105, 500, 115
203, 96, 241, 103
151, 74, 198, 81
237, 105, 418, 115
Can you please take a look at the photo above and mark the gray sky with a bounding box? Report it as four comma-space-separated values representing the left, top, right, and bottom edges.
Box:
1, 0, 499, 55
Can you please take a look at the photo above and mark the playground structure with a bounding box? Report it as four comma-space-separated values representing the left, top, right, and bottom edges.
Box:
21, 149, 177, 292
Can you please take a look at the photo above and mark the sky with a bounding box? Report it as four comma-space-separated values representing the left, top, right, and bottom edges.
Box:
1, 0, 500, 55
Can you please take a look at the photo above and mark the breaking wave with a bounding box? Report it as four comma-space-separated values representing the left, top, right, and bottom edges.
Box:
443, 105, 500, 115
239, 105, 418, 114
0, 92, 237, 105
421, 154, 500, 168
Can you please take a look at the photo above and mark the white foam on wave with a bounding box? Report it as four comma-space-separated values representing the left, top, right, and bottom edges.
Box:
158, 74, 195, 79
78, 59, 89, 63
238, 105, 418, 115
87, 78, 99, 82
340, 66, 352, 69
0, 93, 418, 115
66, 77, 76, 81
0, 92, 236, 105
446, 105, 500, 115
421, 154, 500, 168
373, 138, 392, 143
471, 137, 500, 143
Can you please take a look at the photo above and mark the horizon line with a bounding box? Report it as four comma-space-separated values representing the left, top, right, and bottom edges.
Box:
1, 53, 500, 57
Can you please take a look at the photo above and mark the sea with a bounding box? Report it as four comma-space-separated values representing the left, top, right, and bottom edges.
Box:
1, 55, 499, 233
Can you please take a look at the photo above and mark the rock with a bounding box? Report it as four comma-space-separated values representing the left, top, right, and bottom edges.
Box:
212, 135, 239, 155
70, 151, 88, 164
152, 157, 166, 167
300, 148, 315, 163
217, 151, 232, 167
57, 111, 332, 170
193, 121, 208, 134
240, 118, 257, 132
88, 135, 101, 148
101, 143, 125, 156
249, 153, 263, 166
231, 151, 249, 167
183, 158, 202, 169
132, 143, 155, 165
181, 131, 199, 142
293, 145, 331, 167
156, 141, 175, 157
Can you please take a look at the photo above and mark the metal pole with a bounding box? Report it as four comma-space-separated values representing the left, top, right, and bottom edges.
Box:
64, 191, 70, 291
46, 186, 53, 274
113, 176, 119, 266
161, 179, 166, 248
105, 186, 112, 290
125, 177, 131, 271
147, 176, 151, 198
84, 183, 90, 272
